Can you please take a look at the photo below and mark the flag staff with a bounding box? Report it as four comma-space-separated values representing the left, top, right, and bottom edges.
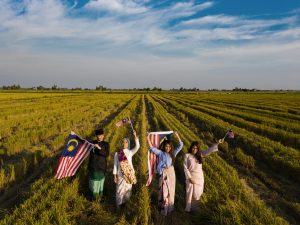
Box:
128, 116, 135, 133
223, 130, 229, 140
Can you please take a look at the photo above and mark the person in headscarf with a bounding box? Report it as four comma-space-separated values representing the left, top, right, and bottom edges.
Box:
183, 139, 224, 212
88, 128, 110, 200
113, 130, 140, 209
147, 131, 183, 216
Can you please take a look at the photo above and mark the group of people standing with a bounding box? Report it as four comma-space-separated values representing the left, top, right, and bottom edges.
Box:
88, 128, 224, 215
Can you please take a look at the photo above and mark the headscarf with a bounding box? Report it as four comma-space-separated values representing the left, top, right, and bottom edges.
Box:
122, 138, 130, 149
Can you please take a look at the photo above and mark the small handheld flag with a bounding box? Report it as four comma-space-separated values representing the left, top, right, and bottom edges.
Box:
146, 131, 173, 186
223, 129, 234, 139
116, 118, 131, 127
55, 131, 94, 179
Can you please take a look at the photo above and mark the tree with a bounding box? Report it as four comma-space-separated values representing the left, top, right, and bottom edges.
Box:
37, 85, 46, 90
51, 84, 58, 90
2, 84, 21, 90
96, 85, 107, 91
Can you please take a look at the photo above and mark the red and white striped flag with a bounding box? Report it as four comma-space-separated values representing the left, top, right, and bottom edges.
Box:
55, 131, 94, 179
146, 131, 173, 186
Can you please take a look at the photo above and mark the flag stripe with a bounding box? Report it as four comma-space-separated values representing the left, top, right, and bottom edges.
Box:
69, 142, 93, 177
64, 143, 86, 177
56, 157, 67, 179
54, 157, 63, 179
69, 142, 91, 176
61, 157, 71, 179
58, 158, 66, 179
66, 142, 88, 177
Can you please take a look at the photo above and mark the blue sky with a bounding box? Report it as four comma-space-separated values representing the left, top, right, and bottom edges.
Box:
0, 0, 300, 89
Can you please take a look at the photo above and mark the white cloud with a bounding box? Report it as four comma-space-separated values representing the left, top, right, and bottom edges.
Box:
84, 0, 147, 14
272, 27, 300, 39
159, 1, 214, 20
181, 14, 237, 26
174, 28, 254, 41
1, 1, 298, 45
181, 14, 297, 27
171, 1, 214, 12
0, 0, 217, 48
175, 15, 298, 43
0, 0, 299, 51
0, 0, 300, 89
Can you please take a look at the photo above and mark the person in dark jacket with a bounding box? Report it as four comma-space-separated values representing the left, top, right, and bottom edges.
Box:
88, 128, 109, 200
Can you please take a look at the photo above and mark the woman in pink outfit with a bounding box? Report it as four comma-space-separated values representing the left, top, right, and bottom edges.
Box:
183, 139, 224, 212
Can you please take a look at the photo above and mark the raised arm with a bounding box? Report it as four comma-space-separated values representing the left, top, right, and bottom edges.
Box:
201, 139, 224, 157
147, 133, 153, 148
131, 138, 140, 155
147, 133, 163, 155
149, 146, 162, 156
174, 131, 183, 157
130, 130, 140, 155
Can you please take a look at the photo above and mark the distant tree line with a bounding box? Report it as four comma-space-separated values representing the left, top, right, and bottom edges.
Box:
2, 84, 21, 90
0, 84, 298, 92
170, 87, 200, 92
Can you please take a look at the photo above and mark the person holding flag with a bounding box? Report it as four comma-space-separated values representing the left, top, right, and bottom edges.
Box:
88, 128, 110, 200
147, 131, 183, 216
113, 129, 140, 210
183, 130, 233, 212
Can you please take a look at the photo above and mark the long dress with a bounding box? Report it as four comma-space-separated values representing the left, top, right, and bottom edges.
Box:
150, 141, 183, 215
183, 144, 218, 212
158, 165, 176, 215
113, 138, 140, 206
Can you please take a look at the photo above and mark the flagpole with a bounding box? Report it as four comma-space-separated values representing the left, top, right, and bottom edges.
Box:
223, 130, 229, 140
128, 116, 135, 133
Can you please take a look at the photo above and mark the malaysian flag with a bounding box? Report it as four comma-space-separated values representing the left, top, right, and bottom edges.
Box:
146, 131, 173, 186
55, 131, 94, 179
224, 129, 234, 139
115, 118, 131, 127
227, 129, 234, 139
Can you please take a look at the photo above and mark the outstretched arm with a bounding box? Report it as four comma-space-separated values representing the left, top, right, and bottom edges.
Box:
201, 139, 224, 157
174, 131, 183, 157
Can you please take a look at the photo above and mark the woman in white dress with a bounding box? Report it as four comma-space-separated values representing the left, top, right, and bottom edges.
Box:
184, 139, 224, 212
113, 130, 140, 209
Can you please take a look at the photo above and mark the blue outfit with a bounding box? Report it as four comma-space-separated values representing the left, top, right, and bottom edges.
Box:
150, 141, 183, 175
